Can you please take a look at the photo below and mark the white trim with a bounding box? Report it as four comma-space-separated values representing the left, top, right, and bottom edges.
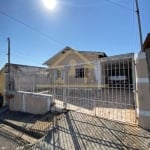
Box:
138, 110, 150, 117
47, 97, 51, 111
18, 91, 52, 97
136, 78, 149, 83
23, 94, 25, 112
136, 108, 139, 117
94, 61, 101, 86
134, 52, 146, 60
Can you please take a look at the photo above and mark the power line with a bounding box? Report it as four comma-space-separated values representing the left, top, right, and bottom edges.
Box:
61, 0, 101, 8
0, 36, 7, 41
0, 10, 66, 46
104, 0, 135, 12
0, 52, 6, 54
11, 51, 45, 64
11, 48, 50, 60
0, 1, 135, 49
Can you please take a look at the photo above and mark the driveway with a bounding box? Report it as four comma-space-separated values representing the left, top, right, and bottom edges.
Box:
0, 107, 150, 150
31, 111, 150, 150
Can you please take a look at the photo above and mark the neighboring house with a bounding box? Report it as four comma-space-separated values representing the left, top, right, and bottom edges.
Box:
143, 33, 150, 82
43, 46, 107, 66
143, 33, 150, 51
43, 46, 107, 86
0, 63, 48, 97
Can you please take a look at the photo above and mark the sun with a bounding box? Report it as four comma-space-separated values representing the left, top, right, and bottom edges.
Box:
43, 0, 57, 10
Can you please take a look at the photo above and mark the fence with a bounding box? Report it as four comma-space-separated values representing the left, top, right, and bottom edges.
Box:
33, 54, 136, 124
11, 54, 136, 124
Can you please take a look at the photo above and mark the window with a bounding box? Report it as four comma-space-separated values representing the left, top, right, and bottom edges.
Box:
75, 68, 85, 78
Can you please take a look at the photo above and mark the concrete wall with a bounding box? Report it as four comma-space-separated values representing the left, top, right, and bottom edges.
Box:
9, 91, 53, 114
0, 69, 5, 96
135, 52, 150, 129
12, 67, 48, 92
0, 69, 6, 106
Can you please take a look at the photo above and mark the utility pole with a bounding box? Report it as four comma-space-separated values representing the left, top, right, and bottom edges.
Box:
135, 0, 143, 52
7, 37, 11, 91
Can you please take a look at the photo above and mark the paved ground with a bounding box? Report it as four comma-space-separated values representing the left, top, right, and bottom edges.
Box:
0, 128, 20, 150
0, 107, 150, 150
55, 99, 136, 124
0, 108, 55, 150
31, 111, 150, 150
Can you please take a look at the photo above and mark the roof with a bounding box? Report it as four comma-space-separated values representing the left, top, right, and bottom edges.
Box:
78, 51, 107, 57
43, 46, 73, 66
0, 63, 46, 73
3, 63, 46, 69
143, 33, 150, 51
43, 46, 107, 66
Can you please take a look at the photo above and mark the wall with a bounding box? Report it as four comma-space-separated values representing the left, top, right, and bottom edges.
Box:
10, 65, 48, 92
47, 50, 97, 86
135, 52, 150, 129
9, 91, 53, 114
0, 69, 6, 106
146, 48, 150, 85
0, 69, 5, 96
51, 50, 88, 67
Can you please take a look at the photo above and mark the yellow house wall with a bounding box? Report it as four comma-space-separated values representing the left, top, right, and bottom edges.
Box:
82, 53, 100, 61
51, 51, 89, 67
49, 51, 97, 86
0, 70, 5, 96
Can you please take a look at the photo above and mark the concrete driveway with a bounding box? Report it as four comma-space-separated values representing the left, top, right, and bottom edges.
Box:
31, 111, 150, 150
0, 106, 150, 150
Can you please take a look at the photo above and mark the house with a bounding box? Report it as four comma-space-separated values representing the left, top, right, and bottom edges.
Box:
43, 46, 107, 86
143, 33, 150, 51
42, 46, 135, 89
143, 33, 150, 82
42, 46, 136, 125
0, 63, 48, 105
43, 46, 107, 66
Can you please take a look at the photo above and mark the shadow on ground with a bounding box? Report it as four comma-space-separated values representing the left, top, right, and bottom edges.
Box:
31, 111, 150, 150
0, 108, 58, 150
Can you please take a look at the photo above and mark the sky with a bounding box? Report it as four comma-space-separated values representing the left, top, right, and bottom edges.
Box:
0, 0, 149, 69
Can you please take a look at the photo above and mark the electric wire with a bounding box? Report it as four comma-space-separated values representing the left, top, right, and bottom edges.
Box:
104, 0, 135, 12
0, 0, 140, 63
11, 51, 44, 64
0, 10, 66, 47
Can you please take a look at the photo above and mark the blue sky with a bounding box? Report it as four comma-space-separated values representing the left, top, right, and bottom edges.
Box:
0, 0, 149, 68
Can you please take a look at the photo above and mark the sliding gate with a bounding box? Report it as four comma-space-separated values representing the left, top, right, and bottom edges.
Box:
45, 54, 137, 124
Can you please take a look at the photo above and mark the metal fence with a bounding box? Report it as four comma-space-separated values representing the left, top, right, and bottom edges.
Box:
14, 54, 137, 124
35, 54, 136, 124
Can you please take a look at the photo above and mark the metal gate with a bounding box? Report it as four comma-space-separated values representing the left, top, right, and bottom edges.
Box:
38, 53, 137, 124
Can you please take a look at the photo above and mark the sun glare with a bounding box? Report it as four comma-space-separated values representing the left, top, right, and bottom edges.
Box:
43, 0, 57, 10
